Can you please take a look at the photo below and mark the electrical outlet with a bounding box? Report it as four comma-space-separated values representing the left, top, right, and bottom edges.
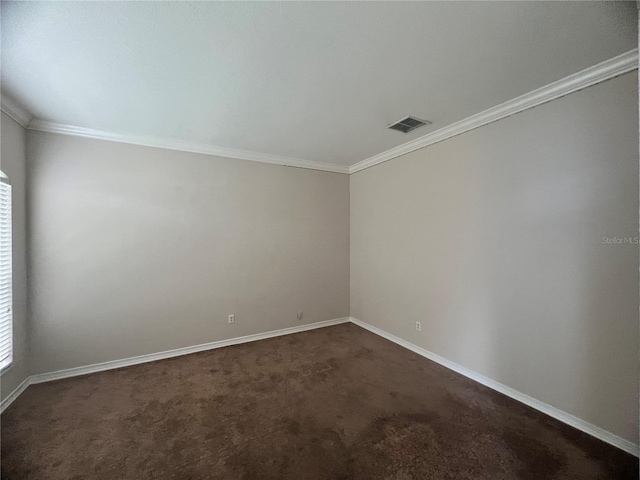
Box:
228, 314, 235, 324
297, 311, 304, 320
415, 321, 421, 331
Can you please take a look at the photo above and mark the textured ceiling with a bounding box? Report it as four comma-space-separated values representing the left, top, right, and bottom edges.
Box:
1, 1, 636, 167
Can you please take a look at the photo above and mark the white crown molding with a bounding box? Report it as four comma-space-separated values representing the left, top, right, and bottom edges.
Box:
349, 49, 639, 174
1, 95, 32, 128
4, 50, 637, 175
27, 119, 350, 174
349, 317, 639, 457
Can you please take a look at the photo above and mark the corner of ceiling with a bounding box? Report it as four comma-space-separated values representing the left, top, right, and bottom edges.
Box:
1, 93, 32, 128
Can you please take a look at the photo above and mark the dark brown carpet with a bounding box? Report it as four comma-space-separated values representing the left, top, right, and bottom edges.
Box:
1, 323, 637, 479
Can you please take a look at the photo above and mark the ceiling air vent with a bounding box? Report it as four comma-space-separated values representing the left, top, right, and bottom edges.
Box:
387, 116, 431, 133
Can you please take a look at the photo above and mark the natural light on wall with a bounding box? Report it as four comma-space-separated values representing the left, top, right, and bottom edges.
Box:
0, 171, 12, 371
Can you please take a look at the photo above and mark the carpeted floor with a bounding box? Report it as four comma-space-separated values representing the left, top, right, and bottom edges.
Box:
1, 323, 637, 479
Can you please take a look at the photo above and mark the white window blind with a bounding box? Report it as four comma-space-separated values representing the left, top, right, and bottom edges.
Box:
0, 174, 12, 371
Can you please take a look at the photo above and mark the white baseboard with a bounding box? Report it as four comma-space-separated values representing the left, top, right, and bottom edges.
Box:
2, 317, 350, 412
29, 317, 350, 385
0, 376, 31, 414
349, 317, 638, 457
3, 315, 637, 457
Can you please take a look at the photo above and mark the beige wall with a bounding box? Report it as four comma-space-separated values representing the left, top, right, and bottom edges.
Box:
350, 72, 639, 444
0, 113, 29, 399
26, 132, 350, 374
2, 67, 637, 448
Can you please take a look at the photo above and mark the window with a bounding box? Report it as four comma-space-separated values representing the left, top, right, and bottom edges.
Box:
0, 172, 12, 371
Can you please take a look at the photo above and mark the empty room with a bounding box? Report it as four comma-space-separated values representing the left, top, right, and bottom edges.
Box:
0, 1, 638, 479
